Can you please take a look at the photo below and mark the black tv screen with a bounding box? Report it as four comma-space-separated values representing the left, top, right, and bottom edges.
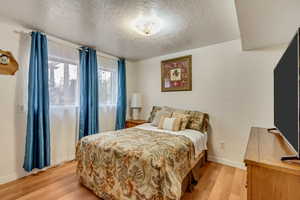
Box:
274, 30, 299, 156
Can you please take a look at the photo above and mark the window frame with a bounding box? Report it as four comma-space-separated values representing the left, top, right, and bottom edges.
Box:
48, 56, 80, 108
98, 66, 118, 107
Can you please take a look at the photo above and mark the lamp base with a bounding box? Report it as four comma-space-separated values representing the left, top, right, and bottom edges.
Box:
132, 108, 140, 120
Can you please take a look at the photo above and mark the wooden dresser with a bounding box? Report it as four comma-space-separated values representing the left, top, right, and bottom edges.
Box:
244, 127, 300, 200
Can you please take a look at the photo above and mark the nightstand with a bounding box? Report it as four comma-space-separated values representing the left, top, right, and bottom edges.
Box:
125, 120, 147, 128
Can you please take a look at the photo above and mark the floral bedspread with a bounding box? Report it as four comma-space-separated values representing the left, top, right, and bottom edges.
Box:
76, 128, 195, 200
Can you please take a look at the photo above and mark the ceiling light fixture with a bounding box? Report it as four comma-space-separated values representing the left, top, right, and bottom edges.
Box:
133, 15, 162, 36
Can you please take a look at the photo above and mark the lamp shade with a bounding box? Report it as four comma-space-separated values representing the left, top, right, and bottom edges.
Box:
131, 93, 142, 108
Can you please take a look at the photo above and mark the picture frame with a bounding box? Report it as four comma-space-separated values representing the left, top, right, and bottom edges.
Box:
161, 55, 192, 92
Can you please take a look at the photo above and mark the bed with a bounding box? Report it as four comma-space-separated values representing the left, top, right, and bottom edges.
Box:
76, 122, 208, 200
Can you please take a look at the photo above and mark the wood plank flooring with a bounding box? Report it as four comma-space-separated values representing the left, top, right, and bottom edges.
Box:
0, 161, 247, 200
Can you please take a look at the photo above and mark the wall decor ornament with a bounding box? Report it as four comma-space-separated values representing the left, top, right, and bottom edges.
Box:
161, 55, 192, 92
0, 50, 18, 75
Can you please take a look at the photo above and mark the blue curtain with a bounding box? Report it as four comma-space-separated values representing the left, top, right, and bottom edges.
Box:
79, 47, 99, 139
23, 32, 50, 172
115, 58, 127, 130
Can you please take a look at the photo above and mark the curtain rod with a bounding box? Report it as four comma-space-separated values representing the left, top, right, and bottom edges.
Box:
14, 29, 119, 61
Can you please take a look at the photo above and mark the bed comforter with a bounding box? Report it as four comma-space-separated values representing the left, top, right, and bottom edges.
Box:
76, 127, 196, 200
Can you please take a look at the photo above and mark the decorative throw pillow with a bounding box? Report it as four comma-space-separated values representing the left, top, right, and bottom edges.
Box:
172, 112, 191, 130
186, 111, 209, 132
151, 110, 172, 126
148, 106, 162, 122
162, 106, 188, 114
158, 117, 181, 131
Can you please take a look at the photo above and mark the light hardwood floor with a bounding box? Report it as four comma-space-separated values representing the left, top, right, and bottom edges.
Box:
0, 161, 247, 200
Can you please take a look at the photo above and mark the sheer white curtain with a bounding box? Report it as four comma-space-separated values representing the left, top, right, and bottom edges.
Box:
18, 34, 118, 169
16, 34, 79, 170
17, 34, 31, 111
15, 33, 31, 176
48, 45, 119, 164
98, 55, 118, 131
48, 41, 79, 165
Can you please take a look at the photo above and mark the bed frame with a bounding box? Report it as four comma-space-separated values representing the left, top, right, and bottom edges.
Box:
181, 150, 207, 196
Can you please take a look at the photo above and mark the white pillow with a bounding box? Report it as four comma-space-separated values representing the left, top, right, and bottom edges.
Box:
151, 110, 172, 126
158, 117, 181, 131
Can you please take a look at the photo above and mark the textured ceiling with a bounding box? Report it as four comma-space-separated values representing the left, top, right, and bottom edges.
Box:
0, 0, 240, 60
235, 0, 300, 50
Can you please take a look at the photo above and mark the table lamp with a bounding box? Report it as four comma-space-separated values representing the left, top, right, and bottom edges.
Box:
131, 93, 142, 120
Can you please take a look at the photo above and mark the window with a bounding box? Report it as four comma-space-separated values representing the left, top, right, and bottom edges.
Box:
98, 67, 117, 106
48, 58, 79, 106
48, 56, 117, 107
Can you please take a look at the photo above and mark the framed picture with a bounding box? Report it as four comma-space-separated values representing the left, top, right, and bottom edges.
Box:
161, 55, 192, 92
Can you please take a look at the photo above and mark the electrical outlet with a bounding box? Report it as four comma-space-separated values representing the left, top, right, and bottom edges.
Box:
220, 142, 225, 150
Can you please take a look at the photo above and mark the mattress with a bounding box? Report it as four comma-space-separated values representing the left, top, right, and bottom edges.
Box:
136, 123, 207, 158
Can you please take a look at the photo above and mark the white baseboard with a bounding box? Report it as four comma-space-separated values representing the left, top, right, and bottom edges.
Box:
0, 172, 25, 184
0, 159, 74, 185
208, 155, 246, 169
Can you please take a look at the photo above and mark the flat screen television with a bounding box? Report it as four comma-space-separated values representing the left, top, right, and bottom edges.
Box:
274, 28, 300, 160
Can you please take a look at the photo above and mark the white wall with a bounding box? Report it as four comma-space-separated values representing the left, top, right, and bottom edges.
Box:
0, 20, 27, 184
135, 39, 285, 167
0, 19, 138, 184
